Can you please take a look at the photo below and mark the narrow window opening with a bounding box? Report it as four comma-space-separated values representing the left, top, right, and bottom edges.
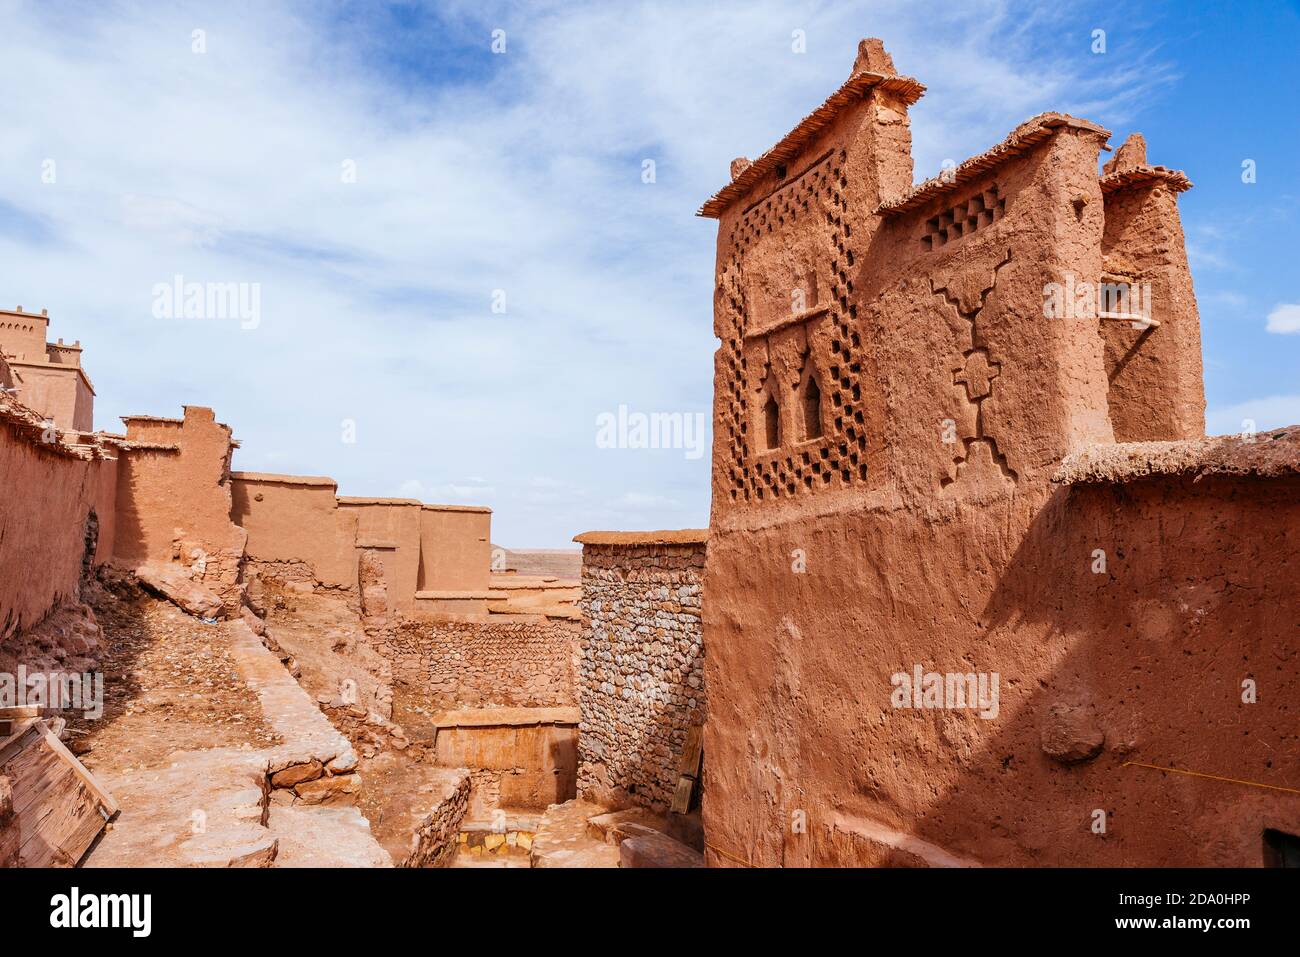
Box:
803, 378, 823, 439
764, 395, 781, 449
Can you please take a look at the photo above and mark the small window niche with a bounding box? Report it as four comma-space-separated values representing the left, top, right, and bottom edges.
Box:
1264, 829, 1300, 867
802, 377, 823, 440
764, 394, 781, 449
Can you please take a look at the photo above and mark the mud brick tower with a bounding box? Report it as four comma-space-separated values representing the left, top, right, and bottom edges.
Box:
697, 38, 1298, 867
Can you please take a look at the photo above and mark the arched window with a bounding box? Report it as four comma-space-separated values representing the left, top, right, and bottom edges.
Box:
764, 394, 780, 449
803, 377, 823, 439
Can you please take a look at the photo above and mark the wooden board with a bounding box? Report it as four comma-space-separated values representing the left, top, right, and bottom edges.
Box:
0, 720, 117, 867
670, 775, 695, 815
0, 706, 41, 738
669, 724, 705, 815
677, 724, 703, 778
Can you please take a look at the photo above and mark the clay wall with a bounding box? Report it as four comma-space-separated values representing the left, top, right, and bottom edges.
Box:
338, 499, 422, 611
702, 459, 1300, 867
0, 395, 117, 643
3, 363, 94, 432
699, 39, 1292, 868
574, 534, 706, 814
382, 614, 580, 710
0, 308, 48, 361
418, 506, 490, 590
432, 711, 578, 817
231, 473, 358, 590
114, 407, 246, 612
1100, 163, 1205, 442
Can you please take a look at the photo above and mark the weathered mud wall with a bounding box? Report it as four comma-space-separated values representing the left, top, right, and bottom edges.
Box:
0, 397, 117, 642
1100, 160, 1205, 443
114, 407, 245, 612
703, 463, 1300, 867
338, 499, 422, 611
699, 39, 1289, 867
575, 535, 707, 814
417, 506, 491, 593
383, 614, 580, 709
231, 473, 359, 590
433, 713, 577, 816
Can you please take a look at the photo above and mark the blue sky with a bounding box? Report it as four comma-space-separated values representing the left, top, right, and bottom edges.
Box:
0, 0, 1296, 546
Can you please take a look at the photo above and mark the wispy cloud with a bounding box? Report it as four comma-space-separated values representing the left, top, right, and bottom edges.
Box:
1207, 395, 1300, 435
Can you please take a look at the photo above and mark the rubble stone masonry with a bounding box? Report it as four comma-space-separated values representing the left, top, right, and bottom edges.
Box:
382, 614, 581, 709
574, 532, 707, 814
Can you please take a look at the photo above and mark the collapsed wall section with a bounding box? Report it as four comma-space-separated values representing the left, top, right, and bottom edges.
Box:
114, 406, 246, 613
574, 531, 707, 814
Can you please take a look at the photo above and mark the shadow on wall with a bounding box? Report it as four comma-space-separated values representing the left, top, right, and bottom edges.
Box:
730, 474, 1300, 867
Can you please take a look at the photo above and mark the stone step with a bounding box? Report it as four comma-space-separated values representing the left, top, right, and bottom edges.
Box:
530, 799, 620, 868
267, 803, 393, 867
619, 831, 706, 868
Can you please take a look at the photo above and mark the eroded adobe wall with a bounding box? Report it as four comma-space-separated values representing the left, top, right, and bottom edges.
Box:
417, 506, 491, 593
701, 41, 1289, 867
382, 614, 580, 709
339, 500, 422, 611
576, 540, 706, 814
114, 407, 246, 612
1100, 162, 1205, 442
5, 364, 94, 432
434, 718, 577, 816
0, 397, 117, 643
703, 463, 1300, 867
231, 473, 359, 590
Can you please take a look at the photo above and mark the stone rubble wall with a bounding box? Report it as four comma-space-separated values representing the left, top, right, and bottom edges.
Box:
577, 541, 706, 813
382, 615, 581, 708
397, 768, 470, 868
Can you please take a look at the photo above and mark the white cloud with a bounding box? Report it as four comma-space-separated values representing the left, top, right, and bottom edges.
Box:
1207, 395, 1300, 435
1266, 303, 1300, 334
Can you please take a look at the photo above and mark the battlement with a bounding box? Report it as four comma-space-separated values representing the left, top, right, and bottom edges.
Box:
0, 307, 95, 430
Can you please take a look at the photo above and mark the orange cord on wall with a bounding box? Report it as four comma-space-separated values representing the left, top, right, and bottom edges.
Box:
1122, 761, 1300, 796
705, 840, 758, 868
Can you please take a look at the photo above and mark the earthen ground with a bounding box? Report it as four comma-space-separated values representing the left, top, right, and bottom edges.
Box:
69, 590, 280, 769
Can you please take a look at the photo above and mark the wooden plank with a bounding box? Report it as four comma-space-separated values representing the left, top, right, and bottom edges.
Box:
670, 775, 695, 815
678, 724, 704, 779
0, 718, 39, 757
18, 768, 88, 867
0, 719, 116, 867
39, 724, 117, 816
8, 741, 68, 818
0, 706, 42, 722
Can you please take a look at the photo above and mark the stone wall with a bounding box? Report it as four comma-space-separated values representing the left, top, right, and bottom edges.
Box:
382, 614, 581, 709
399, 768, 470, 867
574, 532, 707, 814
